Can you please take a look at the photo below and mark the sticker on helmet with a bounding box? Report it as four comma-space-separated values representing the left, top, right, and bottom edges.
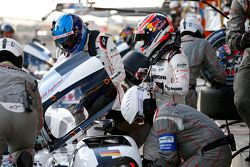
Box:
100, 36, 109, 49
159, 134, 176, 151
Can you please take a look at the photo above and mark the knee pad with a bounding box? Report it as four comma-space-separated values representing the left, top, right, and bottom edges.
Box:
16, 151, 33, 167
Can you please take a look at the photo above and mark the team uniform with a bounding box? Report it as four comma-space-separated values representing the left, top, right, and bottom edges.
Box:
149, 50, 189, 106
143, 103, 232, 167
226, 0, 250, 127
0, 38, 43, 166
181, 35, 225, 108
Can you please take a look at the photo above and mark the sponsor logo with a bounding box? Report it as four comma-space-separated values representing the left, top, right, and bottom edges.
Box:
159, 135, 174, 143
146, 18, 161, 32
180, 74, 188, 79
165, 86, 182, 91
177, 63, 187, 67
152, 75, 166, 79
159, 134, 177, 151
41, 78, 63, 100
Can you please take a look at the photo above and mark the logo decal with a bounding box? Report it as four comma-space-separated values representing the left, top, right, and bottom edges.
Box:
99, 150, 121, 157
159, 134, 176, 151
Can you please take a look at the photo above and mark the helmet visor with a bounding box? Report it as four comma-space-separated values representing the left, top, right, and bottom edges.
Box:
57, 35, 76, 50
53, 30, 76, 51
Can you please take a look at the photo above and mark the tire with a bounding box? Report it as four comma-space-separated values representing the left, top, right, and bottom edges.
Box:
206, 29, 226, 50
198, 29, 243, 121
199, 86, 241, 120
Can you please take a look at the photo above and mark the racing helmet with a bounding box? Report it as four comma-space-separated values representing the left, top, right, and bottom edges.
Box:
0, 38, 23, 68
134, 13, 175, 57
121, 86, 153, 125
0, 23, 15, 38
179, 16, 204, 37
52, 14, 88, 54
119, 26, 134, 45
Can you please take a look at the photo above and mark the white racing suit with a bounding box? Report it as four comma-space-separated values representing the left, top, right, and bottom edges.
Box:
0, 63, 43, 163
181, 35, 226, 108
226, 0, 250, 128
143, 103, 232, 167
147, 49, 190, 106
132, 48, 189, 148
86, 31, 126, 112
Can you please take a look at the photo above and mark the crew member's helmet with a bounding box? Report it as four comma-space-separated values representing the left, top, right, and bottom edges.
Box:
51, 14, 88, 54
133, 13, 175, 57
0, 38, 23, 68
0, 23, 15, 38
121, 86, 154, 125
179, 16, 204, 38
119, 26, 134, 45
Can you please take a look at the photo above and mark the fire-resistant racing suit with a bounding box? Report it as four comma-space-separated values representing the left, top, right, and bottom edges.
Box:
226, 0, 250, 128
148, 48, 190, 107
181, 35, 226, 108
143, 103, 232, 167
0, 63, 43, 163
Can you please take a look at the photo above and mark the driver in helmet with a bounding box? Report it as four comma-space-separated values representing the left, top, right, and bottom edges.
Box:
51, 14, 126, 132
180, 16, 226, 108
119, 26, 134, 48
134, 13, 190, 107
0, 38, 43, 166
121, 86, 232, 167
0, 24, 15, 38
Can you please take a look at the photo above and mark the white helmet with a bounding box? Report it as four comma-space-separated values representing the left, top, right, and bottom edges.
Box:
121, 86, 151, 124
169, 1, 180, 9
179, 16, 204, 36
0, 38, 23, 67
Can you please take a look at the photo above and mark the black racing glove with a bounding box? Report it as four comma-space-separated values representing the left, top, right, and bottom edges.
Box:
211, 80, 225, 89
142, 158, 155, 167
238, 33, 250, 50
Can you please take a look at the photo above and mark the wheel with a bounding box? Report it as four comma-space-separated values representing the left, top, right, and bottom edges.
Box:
206, 29, 244, 86
199, 86, 241, 120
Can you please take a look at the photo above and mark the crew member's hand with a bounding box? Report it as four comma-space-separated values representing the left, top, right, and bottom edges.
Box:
135, 68, 148, 81
211, 80, 225, 89
153, 82, 164, 94
239, 33, 250, 50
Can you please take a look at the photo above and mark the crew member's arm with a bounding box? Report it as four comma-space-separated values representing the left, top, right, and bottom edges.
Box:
149, 116, 180, 167
226, 0, 249, 51
100, 35, 126, 86
164, 53, 189, 96
28, 80, 44, 134
203, 40, 226, 84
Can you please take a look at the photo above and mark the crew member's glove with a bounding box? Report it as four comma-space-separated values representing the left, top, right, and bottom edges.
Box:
142, 158, 155, 167
152, 82, 164, 94
211, 80, 225, 89
238, 33, 250, 50
135, 68, 148, 81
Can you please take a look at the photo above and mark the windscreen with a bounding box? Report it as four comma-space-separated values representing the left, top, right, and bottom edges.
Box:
39, 51, 117, 144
